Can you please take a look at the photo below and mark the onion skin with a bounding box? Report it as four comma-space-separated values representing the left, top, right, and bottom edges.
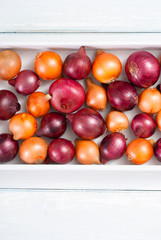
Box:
9, 112, 37, 140
0, 133, 19, 162
0, 50, 21, 80
138, 88, 161, 114
107, 81, 138, 111
63, 46, 91, 80
19, 137, 48, 164
0, 90, 21, 120
8, 70, 40, 95
100, 132, 126, 164
105, 111, 129, 133
92, 50, 122, 83
75, 139, 100, 164
131, 113, 156, 138
85, 77, 107, 111
156, 111, 161, 131
125, 51, 160, 88
66, 108, 106, 140
46, 138, 75, 164
49, 78, 85, 113
36, 112, 67, 138
126, 138, 153, 165
154, 138, 161, 162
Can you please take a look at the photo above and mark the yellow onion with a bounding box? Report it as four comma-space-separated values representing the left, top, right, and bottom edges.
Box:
105, 110, 129, 132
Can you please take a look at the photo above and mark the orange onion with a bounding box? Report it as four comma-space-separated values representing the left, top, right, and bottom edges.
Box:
19, 137, 48, 164
9, 112, 37, 140
156, 110, 161, 130
138, 88, 161, 114
85, 77, 107, 111
126, 138, 153, 165
75, 139, 100, 164
105, 111, 129, 133
92, 50, 122, 83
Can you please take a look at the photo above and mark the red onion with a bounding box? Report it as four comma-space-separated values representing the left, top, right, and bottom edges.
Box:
63, 46, 91, 80
107, 81, 138, 111
157, 84, 161, 92
66, 108, 106, 140
36, 112, 67, 138
0, 133, 19, 162
8, 70, 40, 95
131, 113, 156, 138
100, 132, 126, 164
125, 51, 160, 88
154, 138, 161, 162
0, 90, 21, 120
46, 138, 75, 164
49, 78, 85, 113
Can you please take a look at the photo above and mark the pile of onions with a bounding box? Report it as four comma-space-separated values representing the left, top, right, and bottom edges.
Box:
105, 111, 129, 132
154, 138, 161, 162
125, 51, 160, 88
49, 78, 85, 113
156, 111, 161, 131
63, 46, 91, 80
100, 132, 126, 164
66, 108, 106, 140
107, 80, 138, 111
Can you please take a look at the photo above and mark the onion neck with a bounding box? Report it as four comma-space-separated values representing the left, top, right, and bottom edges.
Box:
66, 113, 74, 124
78, 46, 86, 56
85, 77, 94, 87
96, 50, 104, 56
8, 77, 16, 87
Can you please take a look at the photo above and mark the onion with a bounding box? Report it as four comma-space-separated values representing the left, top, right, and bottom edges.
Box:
156, 110, 161, 131
85, 77, 107, 111
0, 133, 19, 162
63, 46, 91, 80
105, 111, 129, 133
0, 90, 21, 120
66, 108, 106, 140
107, 80, 138, 111
154, 138, 161, 162
125, 51, 160, 88
46, 138, 75, 164
49, 78, 85, 113
100, 132, 126, 164
8, 70, 40, 95
36, 112, 67, 138
131, 113, 156, 138
138, 88, 161, 114
126, 138, 153, 165
0, 50, 21, 80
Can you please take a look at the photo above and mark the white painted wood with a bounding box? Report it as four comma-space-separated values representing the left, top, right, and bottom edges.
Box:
0, 190, 161, 240
1, 0, 161, 33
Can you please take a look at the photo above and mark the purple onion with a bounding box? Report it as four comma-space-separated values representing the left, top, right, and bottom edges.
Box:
154, 138, 161, 162
0, 90, 21, 120
0, 133, 19, 162
66, 108, 106, 140
100, 132, 126, 164
107, 80, 138, 111
125, 51, 160, 88
63, 46, 91, 80
36, 112, 67, 138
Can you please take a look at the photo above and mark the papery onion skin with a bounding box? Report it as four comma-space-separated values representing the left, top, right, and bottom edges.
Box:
86, 77, 107, 111
125, 51, 160, 88
36, 112, 67, 138
75, 139, 100, 164
105, 111, 129, 133
0, 90, 21, 120
154, 138, 161, 162
63, 46, 91, 80
19, 137, 48, 164
34, 51, 62, 80
126, 138, 153, 165
0, 133, 19, 162
8, 70, 40, 95
0, 50, 21, 80
47, 138, 75, 164
66, 108, 106, 140
49, 78, 85, 113
9, 112, 37, 140
131, 113, 157, 138
107, 80, 138, 111
138, 88, 161, 114
92, 51, 122, 83
100, 132, 126, 164
156, 111, 161, 131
